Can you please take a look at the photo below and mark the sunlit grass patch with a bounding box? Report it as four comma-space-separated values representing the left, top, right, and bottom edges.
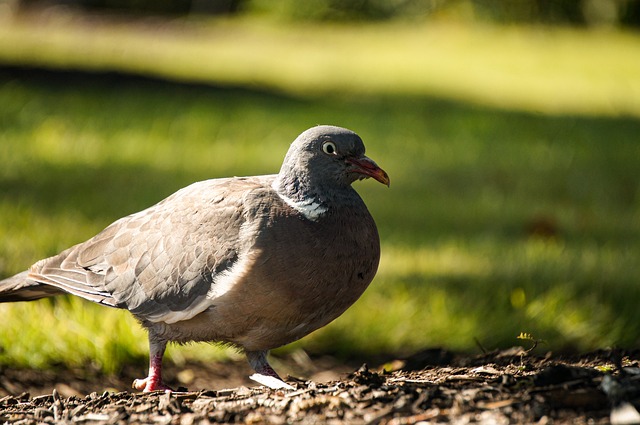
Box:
0, 297, 145, 372
0, 297, 237, 372
307, 237, 640, 356
379, 242, 492, 280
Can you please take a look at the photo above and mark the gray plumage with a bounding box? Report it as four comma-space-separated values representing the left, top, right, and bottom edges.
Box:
0, 125, 389, 391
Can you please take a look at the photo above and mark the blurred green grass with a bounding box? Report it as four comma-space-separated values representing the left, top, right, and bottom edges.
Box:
0, 15, 639, 373
1, 13, 640, 116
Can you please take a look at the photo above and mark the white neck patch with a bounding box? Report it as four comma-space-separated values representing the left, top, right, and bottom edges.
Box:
272, 181, 328, 221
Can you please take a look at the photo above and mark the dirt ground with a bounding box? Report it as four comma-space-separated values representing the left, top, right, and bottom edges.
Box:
2, 348, 640, 424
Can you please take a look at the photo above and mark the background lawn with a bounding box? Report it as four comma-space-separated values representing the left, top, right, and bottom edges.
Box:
0, 10, 639, 373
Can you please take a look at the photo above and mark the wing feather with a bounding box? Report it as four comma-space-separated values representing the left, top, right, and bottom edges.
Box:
27, 175, 276, 322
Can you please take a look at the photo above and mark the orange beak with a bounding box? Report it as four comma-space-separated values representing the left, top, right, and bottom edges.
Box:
347, 156, 390, 187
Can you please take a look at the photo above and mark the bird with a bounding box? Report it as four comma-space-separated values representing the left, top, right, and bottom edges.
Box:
0, 125, 389, 392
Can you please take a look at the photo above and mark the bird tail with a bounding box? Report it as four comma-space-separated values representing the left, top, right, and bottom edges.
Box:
0, 271, 64, 302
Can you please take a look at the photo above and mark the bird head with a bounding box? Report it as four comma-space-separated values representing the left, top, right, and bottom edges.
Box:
277, 126, 390, 195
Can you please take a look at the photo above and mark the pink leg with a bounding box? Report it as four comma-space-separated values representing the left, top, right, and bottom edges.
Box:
246, 350, 282, 379
132, 338, 172, 392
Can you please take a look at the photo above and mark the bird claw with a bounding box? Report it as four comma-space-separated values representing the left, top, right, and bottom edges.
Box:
246, 350, 293, 389
250, 373, 295, 390
132, 377, 173, 393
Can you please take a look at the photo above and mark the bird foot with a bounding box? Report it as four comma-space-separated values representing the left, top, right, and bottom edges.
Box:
246, 350, 294, 390
132, 377, 173, 392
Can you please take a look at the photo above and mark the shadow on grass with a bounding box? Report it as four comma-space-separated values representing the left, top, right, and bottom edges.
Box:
0, 159, 194, 225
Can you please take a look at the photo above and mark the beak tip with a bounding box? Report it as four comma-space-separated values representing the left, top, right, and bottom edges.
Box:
379, 174, 391, 187
376, 169, 390, 187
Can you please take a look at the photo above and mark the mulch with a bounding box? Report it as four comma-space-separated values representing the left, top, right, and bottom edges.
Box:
2, 348, 640, 424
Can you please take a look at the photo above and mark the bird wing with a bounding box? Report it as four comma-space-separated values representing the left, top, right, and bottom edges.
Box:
28, 175, 276, 323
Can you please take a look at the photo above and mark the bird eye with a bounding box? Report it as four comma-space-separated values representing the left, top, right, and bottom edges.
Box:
322, 141, 337, 155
